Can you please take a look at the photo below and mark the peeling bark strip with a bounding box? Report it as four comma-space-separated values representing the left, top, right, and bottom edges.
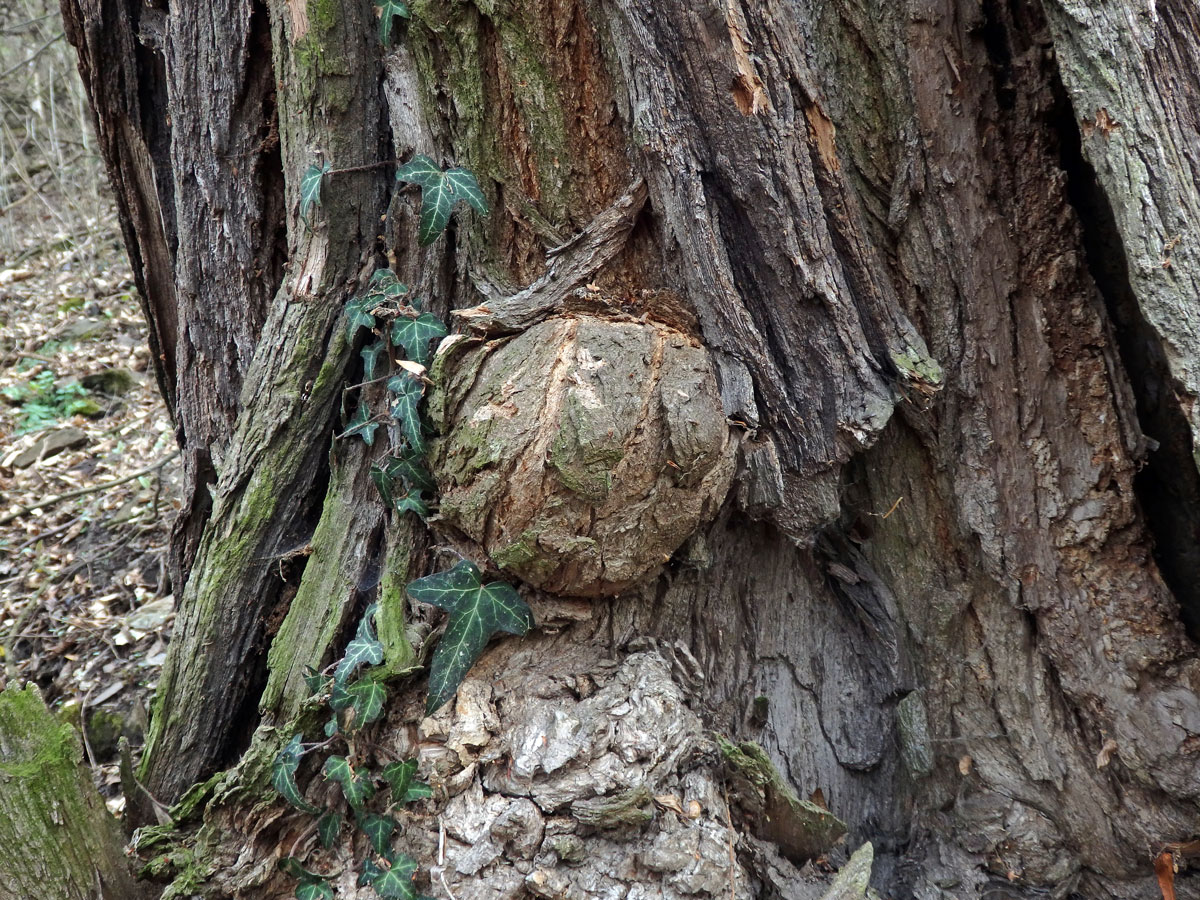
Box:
60, 0, 1200, 896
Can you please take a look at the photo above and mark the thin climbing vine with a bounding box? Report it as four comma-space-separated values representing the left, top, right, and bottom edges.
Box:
273, 40, 529, 897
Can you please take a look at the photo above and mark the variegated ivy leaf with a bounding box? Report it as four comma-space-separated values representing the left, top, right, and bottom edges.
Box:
303, 665, 332, 696
345, 678, 387, 730
361, 339, 387, 380
387, 372, 425, 454
343, 400, 378, 446
377, 0, 410, 44
444, 168, 489, 215
391, 312, 447, 367
297, 879, 334, 900
360, 813, 398, 856
370, 853, 419, 900
393, 492, 430, 518
394, 153, 442, 188
322, 755, 374, 812
316, 811, 341, 849
381, 758, 432, 804
396, 155, 489, 245
334, 604, 384, 684
372, 451, 435, 503
300, 161, 330, 219
272, 735, 322, 815
366, 267, 408, 302
345, 292, 378, 339
407, 561, 534, 713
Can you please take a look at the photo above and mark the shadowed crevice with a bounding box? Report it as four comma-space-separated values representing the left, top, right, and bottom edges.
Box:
1048, 67, 1200, 641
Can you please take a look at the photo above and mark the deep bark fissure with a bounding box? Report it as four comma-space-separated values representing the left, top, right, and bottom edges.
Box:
1047, 60, 1200, 641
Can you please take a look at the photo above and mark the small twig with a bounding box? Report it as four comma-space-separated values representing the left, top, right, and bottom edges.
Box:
0, 451, 178, 526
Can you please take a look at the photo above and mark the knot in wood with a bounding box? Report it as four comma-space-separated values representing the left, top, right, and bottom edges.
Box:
431, 314, 736, 597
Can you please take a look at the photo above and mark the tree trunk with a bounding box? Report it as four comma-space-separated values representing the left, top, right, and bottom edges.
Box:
0, 685, 150, 899
59, 0, 1200, 898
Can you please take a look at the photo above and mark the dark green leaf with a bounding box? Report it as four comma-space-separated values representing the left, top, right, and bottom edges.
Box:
380, 758, 420, 803
377, 0, 410, 44
416, 174, 455, 246
391, 312, 447, 367
360, 813, 398, 856
373, 453, 436, 507
323, 755, 374, 812
345, 292, 378, 339
395, 154, 442, 189
361, 339, 387, 380
370, 854, 419, 900
300, 162, 330, 219
407, 561, 534, 713
359, 857, 384, 887
386, 373, 425, 453
324, 715, 339, 738
344, 400, 379, 446
334, 604, 384, 684
303, 666, 331, 695
272, 735, 321, 815
393, 492, 431, 519
296, 878, 334, 900
444, 167, 489, 215
317, 811, 341, 849
279, 857, 320, 879
366, 268, 408, 302
329, 680, 354, 712
346, 678, 387, 729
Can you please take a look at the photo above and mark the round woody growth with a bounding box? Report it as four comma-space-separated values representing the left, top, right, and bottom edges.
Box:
430, 314, 736, 598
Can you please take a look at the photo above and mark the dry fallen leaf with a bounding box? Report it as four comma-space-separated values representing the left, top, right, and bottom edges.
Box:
1154, 850, 1177, 900
1096, 738, 1118, 769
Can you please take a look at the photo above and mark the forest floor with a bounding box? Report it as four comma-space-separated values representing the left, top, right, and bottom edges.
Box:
0, 199, 177, 815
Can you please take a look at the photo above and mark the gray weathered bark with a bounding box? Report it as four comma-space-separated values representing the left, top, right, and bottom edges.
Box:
60, 0, 1200, 898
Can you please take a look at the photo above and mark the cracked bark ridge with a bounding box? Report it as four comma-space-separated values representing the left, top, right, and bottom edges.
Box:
412, 649, 758, 900
430, 313, 737, 597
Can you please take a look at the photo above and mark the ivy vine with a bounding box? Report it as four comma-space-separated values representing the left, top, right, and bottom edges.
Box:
276, 92, 529, 899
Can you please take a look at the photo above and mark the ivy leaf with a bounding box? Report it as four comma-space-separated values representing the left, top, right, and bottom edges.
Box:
393, 492, 431, 519
382, 759, 434, 804
300, 162, 330, 219
366, 267, 408, 302
395, 153, 443, 189
407, 561, 534, 713
387, 372, 426, 454
280, 857, 321, 880
272, 734, 322, 815
344, 400, 379, 446
371, 452, 433, 508
323, 716, 339, 738
361, 339, 387, 380
359, 857, 384, 887
370, 853, 419, 900
391, 312, 447, 367
329, 680, 353, 712
345, 293, 378, 339
323, 755, 374, 812
296, 879, 334, 900
346, 678, 387, 729
377, 0, 410, 44
334, 604, 384, 684
303, 666, 332, 696
317, 811, 341, 849
444, 168, 489, 215
360, 813, 398, 856
396, 156, 488, 245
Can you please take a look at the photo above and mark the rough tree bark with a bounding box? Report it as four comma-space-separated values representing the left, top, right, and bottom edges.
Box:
58, 0, 1200, 898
